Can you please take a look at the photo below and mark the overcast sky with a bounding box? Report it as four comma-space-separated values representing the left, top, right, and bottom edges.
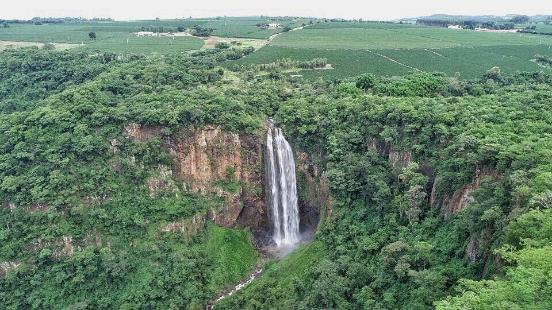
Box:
3, 0, 551, 20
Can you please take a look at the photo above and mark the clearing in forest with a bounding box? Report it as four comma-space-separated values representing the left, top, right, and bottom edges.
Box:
202, 36, 268, 49
0, 40, 78, 51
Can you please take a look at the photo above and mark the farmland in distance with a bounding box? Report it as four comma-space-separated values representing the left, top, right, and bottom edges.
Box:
233, 22, 552, 79
0, 17, 311, 54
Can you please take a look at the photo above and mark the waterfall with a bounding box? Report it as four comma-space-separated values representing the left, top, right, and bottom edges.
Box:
265, 120, 300, 247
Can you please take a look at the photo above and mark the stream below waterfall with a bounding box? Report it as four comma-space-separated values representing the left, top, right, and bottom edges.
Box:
207, 266, 263, 309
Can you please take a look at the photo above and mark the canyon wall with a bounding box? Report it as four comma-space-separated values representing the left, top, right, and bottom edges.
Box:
124, 123, 325, 242
436, 167, 502, 218
0, 123, 328, 277
296, 152, 332, 234
125, 124, 269, 236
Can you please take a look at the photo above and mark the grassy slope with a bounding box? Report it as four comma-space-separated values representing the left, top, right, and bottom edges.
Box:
206, 224, 259, 291
217, 240, 326, 309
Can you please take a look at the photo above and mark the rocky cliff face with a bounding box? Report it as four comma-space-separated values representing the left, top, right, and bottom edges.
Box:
167, 126, 243, 194
24, 232, 103, 260
431, 167, 502, 267
367, 137, 506, 267
124, 124, 268, 236
296, 152, 332, 234
0, 261, 19, 278
161, 213, 206, 238
388, 147, 413, 170
0, 261, 20, 278
146, 165, 177, 198
123, 123, 326, 242
367, 138, 504, 219
367, 138, 412, 170
439, 167, 502, 218
167, 126, 266, 230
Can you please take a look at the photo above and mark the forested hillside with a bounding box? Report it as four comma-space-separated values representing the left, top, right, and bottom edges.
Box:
221, 70, 552, 309
1, 45, 551, 309
0, 47, 274, 308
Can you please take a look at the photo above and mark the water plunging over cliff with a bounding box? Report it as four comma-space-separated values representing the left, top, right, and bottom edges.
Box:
265, 120, 300, 247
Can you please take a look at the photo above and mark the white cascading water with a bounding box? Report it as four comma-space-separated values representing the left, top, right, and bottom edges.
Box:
265, 120, 300, 247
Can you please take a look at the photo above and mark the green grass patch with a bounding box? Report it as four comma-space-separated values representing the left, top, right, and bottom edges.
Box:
214, 179, 242, 193
217, 240, 326, 309
206, 224, 259, 290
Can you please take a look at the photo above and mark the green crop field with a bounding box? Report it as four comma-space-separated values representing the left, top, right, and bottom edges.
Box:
2, 19, 552, 76
534, 24, 552, 34
0, 22, 204, 53
0, 21, 206, 43
201, 18, 311, 39
307, 21, 421, 30
232, 21, 552, 79
0, 17, 311, 54
270, 24, 552, 50
271, 28, 456, 49
83, 35, 204, 54
230, 46, 411, 79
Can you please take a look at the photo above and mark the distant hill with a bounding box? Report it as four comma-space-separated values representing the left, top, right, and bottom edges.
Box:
405, 14, 552, 24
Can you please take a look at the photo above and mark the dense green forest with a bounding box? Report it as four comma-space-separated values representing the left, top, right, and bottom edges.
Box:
0, 47, 269, 308
1, 45, 552, 309
220, 70, 552, 309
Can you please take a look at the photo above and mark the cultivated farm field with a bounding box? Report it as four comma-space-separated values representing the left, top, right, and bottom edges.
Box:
2, 19, 552, 78
530, 24, 552, 35
270, 26, 552, 50
0, 18, 310, 54
0, 22, 204, 53
235, 21, 552, 79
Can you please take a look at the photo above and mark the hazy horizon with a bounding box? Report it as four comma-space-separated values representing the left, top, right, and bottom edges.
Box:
3, 0, 552, 21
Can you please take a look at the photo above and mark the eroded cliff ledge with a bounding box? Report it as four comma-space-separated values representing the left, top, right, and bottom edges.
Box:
125, 124, 268, 235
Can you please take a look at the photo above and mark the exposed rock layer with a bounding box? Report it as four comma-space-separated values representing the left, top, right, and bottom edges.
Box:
125, 124, 268, 235
0, 261, 20, 278
296, 152, 332, 233
440, 167, 502, 217
124, 123, 325, 241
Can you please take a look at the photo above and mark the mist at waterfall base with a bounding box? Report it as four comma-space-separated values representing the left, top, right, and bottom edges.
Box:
265, 120, 307, 257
